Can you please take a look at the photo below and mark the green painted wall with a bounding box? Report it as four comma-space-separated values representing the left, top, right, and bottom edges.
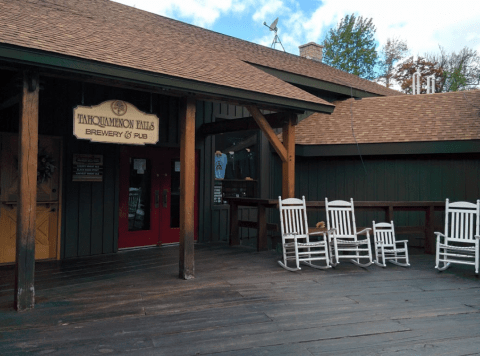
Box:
59, 80, 157, 258
270, 153, 480, 248
43, 78, 215, 257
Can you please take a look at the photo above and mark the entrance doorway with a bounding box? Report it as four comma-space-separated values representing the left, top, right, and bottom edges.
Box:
118, 146, 199, 249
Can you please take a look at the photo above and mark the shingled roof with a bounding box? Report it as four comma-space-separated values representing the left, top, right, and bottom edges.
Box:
295, 90, 480, 145
0, 0, 398, 113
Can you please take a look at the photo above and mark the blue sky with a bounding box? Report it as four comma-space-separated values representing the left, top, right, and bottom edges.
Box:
113, 0, 480, 59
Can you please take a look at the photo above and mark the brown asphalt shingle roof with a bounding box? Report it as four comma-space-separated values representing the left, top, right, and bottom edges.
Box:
295, 90, 480, 145
0, 0, 398, 111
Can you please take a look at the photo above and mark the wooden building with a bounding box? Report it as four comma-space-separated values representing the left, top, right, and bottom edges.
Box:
268, 90, 480, 249
0, 0, 401, 310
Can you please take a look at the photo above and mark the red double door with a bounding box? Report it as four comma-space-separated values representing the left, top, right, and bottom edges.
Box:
118, 146, 199, 249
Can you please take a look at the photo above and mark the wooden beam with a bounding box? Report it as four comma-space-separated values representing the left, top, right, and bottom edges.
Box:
198, 112, 292, 136
246, 106, 287, 162
14, 71, 39, 311
282, 114, 296, 198
179, 96, 196, 280
222, 134, 257, 154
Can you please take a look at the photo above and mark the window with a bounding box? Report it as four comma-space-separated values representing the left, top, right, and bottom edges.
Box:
213, 129, 258, 204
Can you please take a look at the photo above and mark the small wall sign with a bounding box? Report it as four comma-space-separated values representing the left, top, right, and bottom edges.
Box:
133, 159, 146, 174
72, 154, 103, 182
73, 100, 159, 145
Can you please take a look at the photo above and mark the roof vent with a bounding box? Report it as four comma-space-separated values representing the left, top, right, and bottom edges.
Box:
299, 42, 323, 62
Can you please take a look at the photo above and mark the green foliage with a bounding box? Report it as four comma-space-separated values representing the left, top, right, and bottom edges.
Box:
323, 14, 378, 80
443, 66, 468, 92
426, 46, 480, 92
377, 37, 409, 88
392, 56, 443, 94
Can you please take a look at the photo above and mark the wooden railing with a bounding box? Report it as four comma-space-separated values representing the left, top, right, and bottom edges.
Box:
226, 198, 445, 254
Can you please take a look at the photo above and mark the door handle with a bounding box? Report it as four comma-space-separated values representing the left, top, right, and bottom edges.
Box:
163, 189, 168, 208
155, 190, 159, 208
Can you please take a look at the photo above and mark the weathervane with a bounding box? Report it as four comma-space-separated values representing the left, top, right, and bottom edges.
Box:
263, 17, 285, 52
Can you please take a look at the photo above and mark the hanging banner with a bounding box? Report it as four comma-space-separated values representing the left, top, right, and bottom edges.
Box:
73, 100, 159, 145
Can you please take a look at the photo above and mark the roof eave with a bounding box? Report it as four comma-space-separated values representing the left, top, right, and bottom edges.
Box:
249, 63, 390, 99
296, 140, 480, 156
0, 44, 334, 114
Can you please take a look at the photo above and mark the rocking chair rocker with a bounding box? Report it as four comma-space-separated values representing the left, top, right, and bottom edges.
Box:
435, 199, 480, 274
373, 221, 410, 267
278, 196, 331, 271
325, 198, 373, 268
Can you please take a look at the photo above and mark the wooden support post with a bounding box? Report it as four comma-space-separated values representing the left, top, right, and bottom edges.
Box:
425, 205, 435, 255
282, 114, 295, 199
179, 96, 196, 280
257, 203, 267, 251
386, 205, 394, 222
14, 71, 39, 311
229, 202, 240, 246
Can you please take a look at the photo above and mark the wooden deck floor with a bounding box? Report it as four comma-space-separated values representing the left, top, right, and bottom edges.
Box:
1, 243, 480, 355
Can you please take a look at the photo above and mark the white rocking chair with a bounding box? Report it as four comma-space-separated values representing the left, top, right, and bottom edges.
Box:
435, 199, 480, 274
325, 198, 373, 268
278, 196, 331, 271
373, 221, 410, 267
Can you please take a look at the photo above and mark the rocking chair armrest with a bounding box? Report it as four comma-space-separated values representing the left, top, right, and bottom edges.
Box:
434, 232, 447, 242
475, 235, 480, 240
325, 228, 337, 240
308, 231, 328, 243
356, 228, 372, 236
395, 240, 409, 244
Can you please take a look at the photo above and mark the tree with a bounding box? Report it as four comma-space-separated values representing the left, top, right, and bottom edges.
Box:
323, 14, 378, 80
392, 56, 443, 94
377, 37, 409, 88
425, 46, 480, 92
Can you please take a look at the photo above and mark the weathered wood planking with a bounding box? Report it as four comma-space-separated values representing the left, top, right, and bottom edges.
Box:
2, 243, 480, 355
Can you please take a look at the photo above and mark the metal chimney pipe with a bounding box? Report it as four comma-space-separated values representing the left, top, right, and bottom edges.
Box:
427, 75, 435, 94
412, 69, 421, 95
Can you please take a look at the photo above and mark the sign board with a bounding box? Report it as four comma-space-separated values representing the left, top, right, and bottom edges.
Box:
72, 154, 103, 182
133, 158, 146, 174
73, 100, 159, 145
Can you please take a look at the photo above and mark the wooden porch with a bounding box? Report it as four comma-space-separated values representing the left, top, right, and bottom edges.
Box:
1, 243, 480, 355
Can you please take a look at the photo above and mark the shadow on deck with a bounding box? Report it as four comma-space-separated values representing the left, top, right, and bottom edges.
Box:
1, 242, 480, 355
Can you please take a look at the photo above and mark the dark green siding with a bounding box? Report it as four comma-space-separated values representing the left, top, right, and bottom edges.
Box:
53, 79, 210, 257
289, 153, 480, 200
269, 153, 480, 248
62, 141, 119, 258
197, 100, 215, 242
52, 76, 238, 254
